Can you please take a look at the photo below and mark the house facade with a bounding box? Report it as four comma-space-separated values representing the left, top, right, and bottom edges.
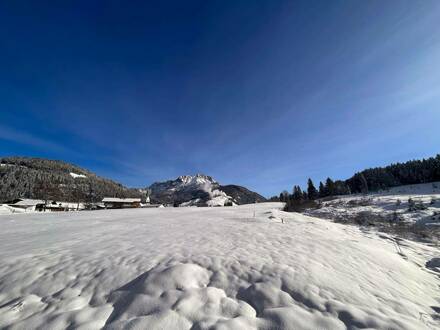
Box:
102, 198, 141, 209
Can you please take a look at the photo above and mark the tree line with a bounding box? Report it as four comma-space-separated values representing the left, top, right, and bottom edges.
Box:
271, 154, 440, 210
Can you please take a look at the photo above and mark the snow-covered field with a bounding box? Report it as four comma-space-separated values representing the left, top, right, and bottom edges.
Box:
0, 203, 439, 329
306, 182, 440, 229
0, 205, 24, 215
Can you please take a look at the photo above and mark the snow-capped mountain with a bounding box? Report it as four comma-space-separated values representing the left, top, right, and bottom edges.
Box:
148, 174, 266, 206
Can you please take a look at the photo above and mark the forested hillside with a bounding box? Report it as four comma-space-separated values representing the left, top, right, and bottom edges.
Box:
0, 157, 144, 203
347, 155, 440, 193
277, 154, 440, 208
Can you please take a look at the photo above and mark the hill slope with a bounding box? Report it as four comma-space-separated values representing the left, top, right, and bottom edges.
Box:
219, 184, 266, 205
0, 157, 143, 202
0, 204, 438, 329
303, 182, 440, 240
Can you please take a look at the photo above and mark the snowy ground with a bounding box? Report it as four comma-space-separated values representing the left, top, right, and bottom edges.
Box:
0, 203, 439, 329
0, 205, 21, 215
305, 182, 440, 230
0, 202, 87, 214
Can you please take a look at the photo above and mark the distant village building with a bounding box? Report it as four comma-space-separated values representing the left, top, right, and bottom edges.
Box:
8, 199, 45, 212
45, 201, 86, 212
5, 199, 86, 212
102, 198, 142, 209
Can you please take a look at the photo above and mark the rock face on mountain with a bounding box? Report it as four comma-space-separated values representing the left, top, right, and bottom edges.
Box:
0, 157, 144, 203
148, 174, 266, 206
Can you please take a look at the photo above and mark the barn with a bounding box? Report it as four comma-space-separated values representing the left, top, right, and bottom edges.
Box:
8, 199, 45, 212
102, 198, 141, 209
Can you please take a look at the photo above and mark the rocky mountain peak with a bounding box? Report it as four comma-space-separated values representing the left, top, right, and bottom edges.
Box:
177, 174, 216, 185
148, 174, 266, 207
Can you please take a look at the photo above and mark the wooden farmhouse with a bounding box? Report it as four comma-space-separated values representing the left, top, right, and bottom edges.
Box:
102, 198, 141, 209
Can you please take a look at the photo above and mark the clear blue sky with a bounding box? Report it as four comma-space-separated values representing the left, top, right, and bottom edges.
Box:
1, 1, 439, 196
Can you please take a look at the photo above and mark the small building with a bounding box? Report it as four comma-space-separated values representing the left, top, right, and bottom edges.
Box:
141, 203, 163, 208
8, 198, 45, 212
102, 198, 141, 209
45, 201, 86, 212
44, 201, 68, 212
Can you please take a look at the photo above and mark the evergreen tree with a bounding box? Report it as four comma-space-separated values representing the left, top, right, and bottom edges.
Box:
325, 178, 335, 196
350, 173, 369, 194
318, 181, 325, 198
359, 173, 368, 194
283, 190, 292, 209
279, 192, 284, 202
292, 186, 303, 201
280, 191, 289, 202
302, 191, 308, 200
307, 178, 318, 200
334, 180, 350, 195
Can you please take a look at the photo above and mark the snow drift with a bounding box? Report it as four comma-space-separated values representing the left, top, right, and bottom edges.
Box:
0, 203, 439, 329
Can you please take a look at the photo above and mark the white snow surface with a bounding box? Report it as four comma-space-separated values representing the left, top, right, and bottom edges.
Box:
306, 182, 440, 227
0, 205, 27, 215
70, 172, 87, 179
0, 203, 439, 329
0, 204, 39, 214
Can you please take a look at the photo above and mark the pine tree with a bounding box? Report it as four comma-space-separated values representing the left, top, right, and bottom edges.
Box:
318, 181, 325, 198
282, 190, 291, 209
280, 191, 289, 203
292, 186, 303, 201
307, 178, 318, 200
359, 173, 368, 194
334, 180, 350, 195
325, 178, 335, 196
279, 192, 284, 202
349, 173, 369, 194
302, 191, 308, 200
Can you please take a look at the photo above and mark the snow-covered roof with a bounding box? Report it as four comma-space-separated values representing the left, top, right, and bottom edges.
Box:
102, 198, 141, 203
11, 199, 45, 206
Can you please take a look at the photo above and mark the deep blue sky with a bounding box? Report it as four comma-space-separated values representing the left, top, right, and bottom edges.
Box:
1, 1, 439, 196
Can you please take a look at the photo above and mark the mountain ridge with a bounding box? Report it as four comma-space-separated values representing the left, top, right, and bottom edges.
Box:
148, 174, 266, 206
